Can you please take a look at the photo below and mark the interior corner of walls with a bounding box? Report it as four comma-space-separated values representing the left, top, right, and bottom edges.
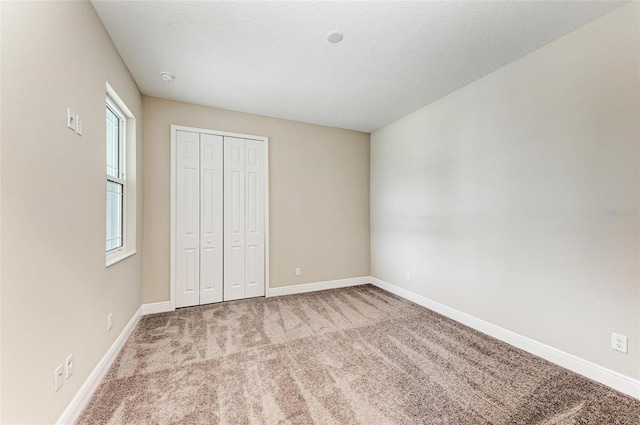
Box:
369, 0, 640, 386
141, 301, 173, 316
146, 105, 371, 307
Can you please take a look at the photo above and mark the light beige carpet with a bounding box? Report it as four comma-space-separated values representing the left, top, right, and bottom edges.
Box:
78, 285, 640, 424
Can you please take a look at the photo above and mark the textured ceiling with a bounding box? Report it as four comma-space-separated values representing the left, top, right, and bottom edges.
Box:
92, 1, 624, 132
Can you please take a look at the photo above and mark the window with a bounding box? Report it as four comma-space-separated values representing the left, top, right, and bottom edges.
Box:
106, 98, 125, 252
105, 82, 137, 266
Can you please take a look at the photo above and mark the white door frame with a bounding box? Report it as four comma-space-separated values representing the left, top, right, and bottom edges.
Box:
170, 125, 270, 309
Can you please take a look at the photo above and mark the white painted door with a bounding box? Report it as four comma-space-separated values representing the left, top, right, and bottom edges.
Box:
223, 137, 246, 301
175, 130, 201, 308
223, 137, 266, 300
244, 139, 266, 298
199, 134, 223, 304
173, 127, 266, 307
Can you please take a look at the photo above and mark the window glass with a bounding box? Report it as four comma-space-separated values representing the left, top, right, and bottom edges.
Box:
106, 105, 120, 178
106, 180, 123, 251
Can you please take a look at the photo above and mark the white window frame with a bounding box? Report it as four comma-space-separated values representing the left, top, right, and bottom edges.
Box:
106, 82, 137, 267
106, 97, 126, 253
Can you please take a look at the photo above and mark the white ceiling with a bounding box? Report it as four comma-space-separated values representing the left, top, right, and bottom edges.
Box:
92, 1, 624, 133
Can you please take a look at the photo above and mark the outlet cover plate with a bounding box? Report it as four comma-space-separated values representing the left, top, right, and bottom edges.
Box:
611, 333, 628, 353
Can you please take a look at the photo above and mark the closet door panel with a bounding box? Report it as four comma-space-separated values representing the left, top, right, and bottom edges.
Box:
245, 139, 265, 298
224, 137, 245, 301
200, 134, 223, 305
175, 130, 201, 308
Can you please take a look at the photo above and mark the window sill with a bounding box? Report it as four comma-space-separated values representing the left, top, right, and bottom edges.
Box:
106, 250, 137, 267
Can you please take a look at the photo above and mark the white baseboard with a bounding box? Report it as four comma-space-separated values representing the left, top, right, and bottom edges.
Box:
267, 276, 369, 297
144, 277, 369, 310
369, 276, 640, 400
56, 306, 143, 425
55, 276, 638, 425
141, 301, 174, 315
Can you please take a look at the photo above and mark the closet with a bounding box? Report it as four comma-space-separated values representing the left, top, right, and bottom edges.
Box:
171, 126, 267, 308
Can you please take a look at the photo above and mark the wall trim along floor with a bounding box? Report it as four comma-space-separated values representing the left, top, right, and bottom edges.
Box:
57, 275, 639, 423
266, 276, 370, 297
55, 306, 144, 425
369, 276, 640, 400
139, 276, 371, 316
56, 276, 368, 423
141, 300, 174, 315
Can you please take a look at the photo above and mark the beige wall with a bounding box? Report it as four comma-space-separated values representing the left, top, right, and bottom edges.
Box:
371, 3, 640, 379
0, 1, 143, 423
3, 1, 633, 423
142, 97, 370, 303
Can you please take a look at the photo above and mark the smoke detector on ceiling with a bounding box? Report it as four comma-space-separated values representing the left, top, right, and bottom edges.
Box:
327, 32, 343, 44
160, 72, 176, 82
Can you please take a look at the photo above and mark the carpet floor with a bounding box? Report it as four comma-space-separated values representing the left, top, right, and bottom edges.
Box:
78, 285, 640, 424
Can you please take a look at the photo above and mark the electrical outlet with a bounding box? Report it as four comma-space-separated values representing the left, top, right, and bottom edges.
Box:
405, 270, 411, 280
107, 313, 113, 331
611, 333, 628, 353
65, 354, 74, 378
295, 268, 301, 276
54, 365, 64, 392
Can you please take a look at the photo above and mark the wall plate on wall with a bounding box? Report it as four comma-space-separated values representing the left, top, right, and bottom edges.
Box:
67, 108, 76, 131
75, 114, 83, 136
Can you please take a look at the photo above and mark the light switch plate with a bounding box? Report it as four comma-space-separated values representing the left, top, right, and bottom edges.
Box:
65, 354, 74, 378
67, 108, 76, 131
54, 365, 64, 392
75, 114, 83, 136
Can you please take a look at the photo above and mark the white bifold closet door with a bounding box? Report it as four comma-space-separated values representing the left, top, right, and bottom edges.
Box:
199, 134, 224, 304
223, 137, 266, 301
175, 130, 265, 308
175, 131, 223, 308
